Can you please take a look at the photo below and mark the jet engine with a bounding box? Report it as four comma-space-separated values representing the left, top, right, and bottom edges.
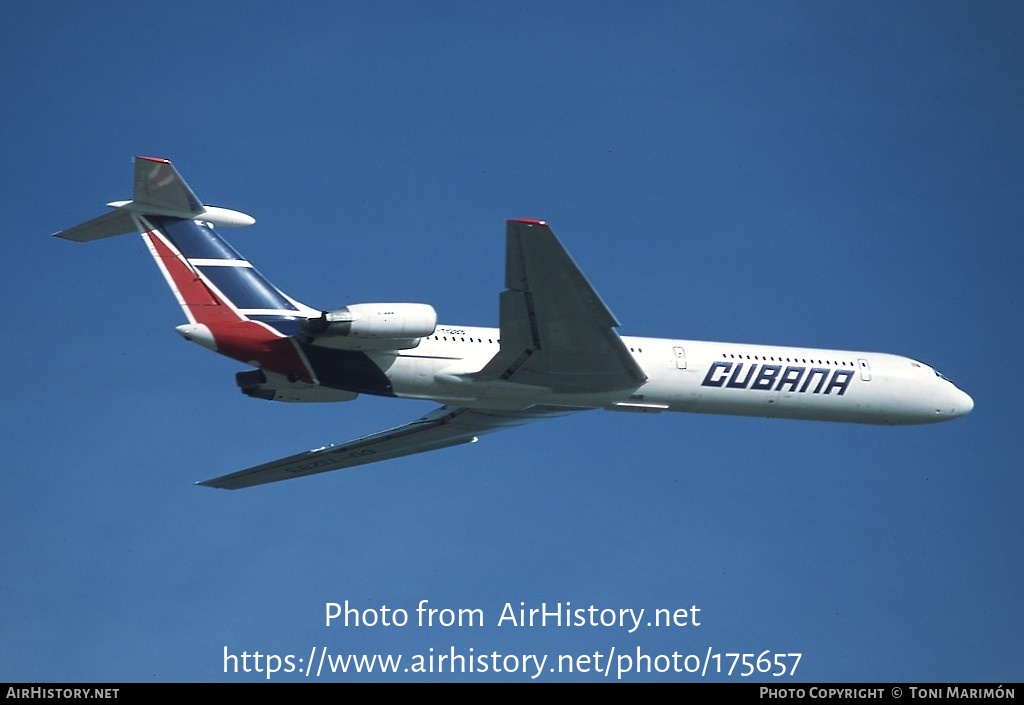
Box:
297, 303, 437, 350
236, 368, 359, 403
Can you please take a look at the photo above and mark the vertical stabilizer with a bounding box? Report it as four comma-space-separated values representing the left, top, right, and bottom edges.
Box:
54, 158, 320, 382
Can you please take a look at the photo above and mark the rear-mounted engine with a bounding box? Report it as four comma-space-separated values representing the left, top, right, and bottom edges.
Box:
235, 368, 359, 403
297, 303, 437, 350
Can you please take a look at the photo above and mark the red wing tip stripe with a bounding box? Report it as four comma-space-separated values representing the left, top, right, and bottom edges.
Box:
137, 156, 171, 164
509, 218, 548, 226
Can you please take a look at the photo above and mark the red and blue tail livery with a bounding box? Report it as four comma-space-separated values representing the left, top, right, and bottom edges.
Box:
55, 157, 973, 489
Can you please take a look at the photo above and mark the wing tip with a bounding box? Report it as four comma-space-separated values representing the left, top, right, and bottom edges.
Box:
195, 477, 235, 490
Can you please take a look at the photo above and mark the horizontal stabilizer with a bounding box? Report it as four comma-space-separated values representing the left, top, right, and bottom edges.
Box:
54, 157, 254, 242
53, 208, 138, 243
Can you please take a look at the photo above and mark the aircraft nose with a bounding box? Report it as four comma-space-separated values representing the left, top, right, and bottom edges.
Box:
951, 387, 974, 417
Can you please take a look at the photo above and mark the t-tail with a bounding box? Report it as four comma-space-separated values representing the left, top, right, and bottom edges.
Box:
54, 156, 397, 403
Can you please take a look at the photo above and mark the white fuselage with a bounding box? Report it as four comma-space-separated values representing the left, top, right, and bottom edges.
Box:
372, 325, 973, 425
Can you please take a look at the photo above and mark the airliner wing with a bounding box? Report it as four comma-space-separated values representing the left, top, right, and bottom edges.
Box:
475, 219, 646, 393
197, 404, 578, 489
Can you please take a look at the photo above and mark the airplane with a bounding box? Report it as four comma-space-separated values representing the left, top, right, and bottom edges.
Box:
55, 157, 974, 489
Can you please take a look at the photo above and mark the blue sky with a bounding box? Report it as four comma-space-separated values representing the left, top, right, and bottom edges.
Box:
2, 1, 1021, 682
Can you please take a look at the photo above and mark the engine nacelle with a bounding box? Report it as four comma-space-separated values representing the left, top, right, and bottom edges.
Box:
236, 369, 359, 403
299, 303, 437, 350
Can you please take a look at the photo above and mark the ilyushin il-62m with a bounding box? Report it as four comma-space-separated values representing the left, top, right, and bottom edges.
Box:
56, 157, 973, 489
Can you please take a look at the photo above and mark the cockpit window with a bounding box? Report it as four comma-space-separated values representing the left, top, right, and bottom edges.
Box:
921, 360, 952, 382
918, 359, 954, 384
